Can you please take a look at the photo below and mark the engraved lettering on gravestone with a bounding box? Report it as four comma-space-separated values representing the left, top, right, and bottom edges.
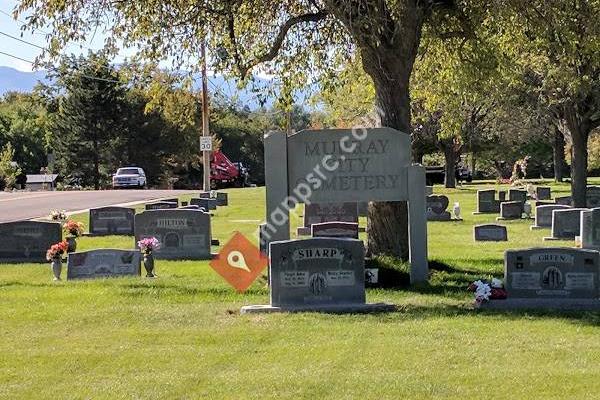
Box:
548, 208, 587, 239
474, 224, 508, 241
0, 221, 61, 262
67, 249, 141, 279
532, 205, 570, 229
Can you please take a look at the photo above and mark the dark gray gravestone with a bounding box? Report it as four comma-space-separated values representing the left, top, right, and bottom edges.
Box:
134, 209, 211, 260
555, 196, 572, 206
0, 221, 62, 263
545, 208, 588, 240
587, 186, 600, 208
504, 248, 599, 299
536, 187, 552, 200
190, 197, 217, 210
215, 192, 228, 206
89, 207, 135, 236
67, 249, 141, 280
199, 191, 212, 199
181, 201, 189, 207
531, 204, 571, 229
145, 201, 178, 210
498, 190, 507, 202
474, 189, 499, 213
162, 198, 179, 206
259, 223, 268, 255
535, 201, 553, 208
498, 201, 523, 220
581, 208, 600, 251
241, 238, 394, 313
179, 205, 202, 210
426, 195, 451, 221
357, 202, 369, 217
311, 222, 359, 239
509, 189, 527, 204
474, 224, 508, 241
297, 202, 359, 236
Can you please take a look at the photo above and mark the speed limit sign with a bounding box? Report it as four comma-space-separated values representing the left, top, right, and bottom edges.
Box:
200, 137, 213, 151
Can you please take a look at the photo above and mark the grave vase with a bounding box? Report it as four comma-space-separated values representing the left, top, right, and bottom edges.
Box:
143, 253, 155, 278
51, 258, 62, 281
66, 236, 77, 253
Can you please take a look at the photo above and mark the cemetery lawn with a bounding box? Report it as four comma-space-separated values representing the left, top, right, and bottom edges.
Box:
2, 181, 600, 400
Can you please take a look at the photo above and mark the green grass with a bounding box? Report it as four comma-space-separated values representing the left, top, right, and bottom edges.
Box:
2, 181, 600, 399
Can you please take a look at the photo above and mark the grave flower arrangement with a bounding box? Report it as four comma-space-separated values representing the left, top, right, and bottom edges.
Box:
468, 278, 507, 304
63, 220, 84, 237
49, 209, 67, 221
137, 237, 160, 278
46, 240, 69, 261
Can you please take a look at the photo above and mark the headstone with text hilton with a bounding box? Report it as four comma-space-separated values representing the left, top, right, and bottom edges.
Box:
536, 186, 552, 200
190, 197, 217, 211
545, 208, 588, 240
426, 195, 452, 221
531, 204, 571, 229
241, 238, 395, 313
0, 221, 62, 263
89, 207, 135, 236
67, 249, 141, 280
145, 201, 178, 210
474, 189, 500, 214
498, 201, 523, 220
311, 222, 359, 239
479, 248, 600, 310
134, 209, 212, 260
297, 202, 359, 235
474, 224, 508, 241
262, 128, 428, 283
581, 208, 600, 251
587, 186, 600, 208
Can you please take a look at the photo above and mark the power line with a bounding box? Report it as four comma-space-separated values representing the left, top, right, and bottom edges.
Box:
0, 50, 34, 64
0, 30, 46, 50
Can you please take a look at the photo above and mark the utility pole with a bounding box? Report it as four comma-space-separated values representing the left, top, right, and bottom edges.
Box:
201, 40, 211, 191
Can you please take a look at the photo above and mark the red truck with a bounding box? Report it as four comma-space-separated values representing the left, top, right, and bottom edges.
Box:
210, 150, 248, 188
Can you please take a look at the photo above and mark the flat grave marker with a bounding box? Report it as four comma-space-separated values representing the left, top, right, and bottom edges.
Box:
474, 224, 508, 241
311, 222, 359, 239
67, 249, 141, 280
190, 197, 217, 211
145, 201, 178, 210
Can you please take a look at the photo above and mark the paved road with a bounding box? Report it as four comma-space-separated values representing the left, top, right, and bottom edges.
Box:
0, 190, 197, 223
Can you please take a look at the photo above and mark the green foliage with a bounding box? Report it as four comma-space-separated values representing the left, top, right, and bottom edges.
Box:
0, 142, 22, 190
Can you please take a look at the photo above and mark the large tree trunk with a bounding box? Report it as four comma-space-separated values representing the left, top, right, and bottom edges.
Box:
552, 127, 565, 182
440, 138, 456, 188
565, 108, 589, 207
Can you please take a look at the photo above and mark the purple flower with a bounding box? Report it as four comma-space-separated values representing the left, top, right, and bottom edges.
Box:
137, 237, 161, 252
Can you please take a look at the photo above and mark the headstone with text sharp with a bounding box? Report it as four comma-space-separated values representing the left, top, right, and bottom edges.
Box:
587, 186, 600, 208
426, 195, 452, 221
498, 201, 523, 220
581, 208, 600, 251
531, 204, 571, 229
67, 249, 141, 280
241, 238, 395, 313
474, 189, 500, 213
190, 197, 217, 210
545, 208, 588, 240
555, 196, 572, 206
311, 222, 359, 239
262, 128, 428, 284
145, 201, 178, 210
134, 209, 212, 259
474, 224, 508, 241
536, 187, 552, 200
479, 248, 600, 310
0, 221, 62, 263
297, 202, 359, 236
89, 207, 135, 236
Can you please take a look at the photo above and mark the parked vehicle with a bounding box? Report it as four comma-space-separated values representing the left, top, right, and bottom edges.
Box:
112, 167, 147, 189
210, 150, 247, 188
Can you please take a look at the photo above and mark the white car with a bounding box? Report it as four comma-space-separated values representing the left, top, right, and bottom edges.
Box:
112, 167, 147, 189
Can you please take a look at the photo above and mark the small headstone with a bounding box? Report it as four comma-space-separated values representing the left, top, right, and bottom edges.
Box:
498, 190, 507, 202
581, 208, 600, 251
259, 223, 268, 254
509, 189, 527, 204
357, 202, 369, 217
199, 192, 212, 199
311, 222, 359, 239
474, 189, 499, 213
145, 201, 178, 210
0, 221, 62, 263
297, 202, 359, 236
190, 197, 217, 210
426, 195, 452, 221
536, 187, 552, 200
545, 208, 588, 240
531, 204, 571, 229
535, 201, 553, 207
425, 186, 434, 196
241, 238, 395, 313
134, 209, 212, 259
161, 198, 179, 206
181, 201, 189, 207
505, 247, 599, 299
587, 186, 600, 208
474, 224, 508, 241
498, 201, 523, 220
67, 249, 141, 280
89, 207, 135, 236
555, 196, 572, 206
215, 192, 228, 206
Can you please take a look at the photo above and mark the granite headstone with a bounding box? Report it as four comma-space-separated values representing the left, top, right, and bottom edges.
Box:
67, 249, 141, 280
555, 196, 572, 206
145, 201, 178, 210
499, 201, 523, 220
298, 202, 359, 236
536, 187, 552, 200
475, 189, 499, 213
546, 208, 588, 240
0, 221, 62, 263
311, 222, 359, 239
581, 208, 600, 251
190, 197, 217, 210
89, 207, 135, 236
531, 204, 571, 229
587, 186, 600, 208
426, 195, 452, 221
474, 224, 508, 241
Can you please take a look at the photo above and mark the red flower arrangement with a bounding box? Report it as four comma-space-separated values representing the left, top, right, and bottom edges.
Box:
63, 220, 84, 237
46, 241, 69, 261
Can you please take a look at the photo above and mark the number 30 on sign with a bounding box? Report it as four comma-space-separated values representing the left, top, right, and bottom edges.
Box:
200, 137, 212, 151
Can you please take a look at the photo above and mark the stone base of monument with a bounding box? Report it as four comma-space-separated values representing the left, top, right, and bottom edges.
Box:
240, 302, 396, 314
297, 226, 366, 236
496, 216, 533, 221
529, 225, 547, 230
542, 236, 574, 241
472, 211, 496, 215
476, 298, 600, 311
210, 239, 220, 246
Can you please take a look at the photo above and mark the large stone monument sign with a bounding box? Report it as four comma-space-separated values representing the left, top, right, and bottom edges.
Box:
262, 128, 428, 283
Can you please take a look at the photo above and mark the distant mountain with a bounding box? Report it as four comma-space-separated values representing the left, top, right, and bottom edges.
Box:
0, 66, 313, 109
